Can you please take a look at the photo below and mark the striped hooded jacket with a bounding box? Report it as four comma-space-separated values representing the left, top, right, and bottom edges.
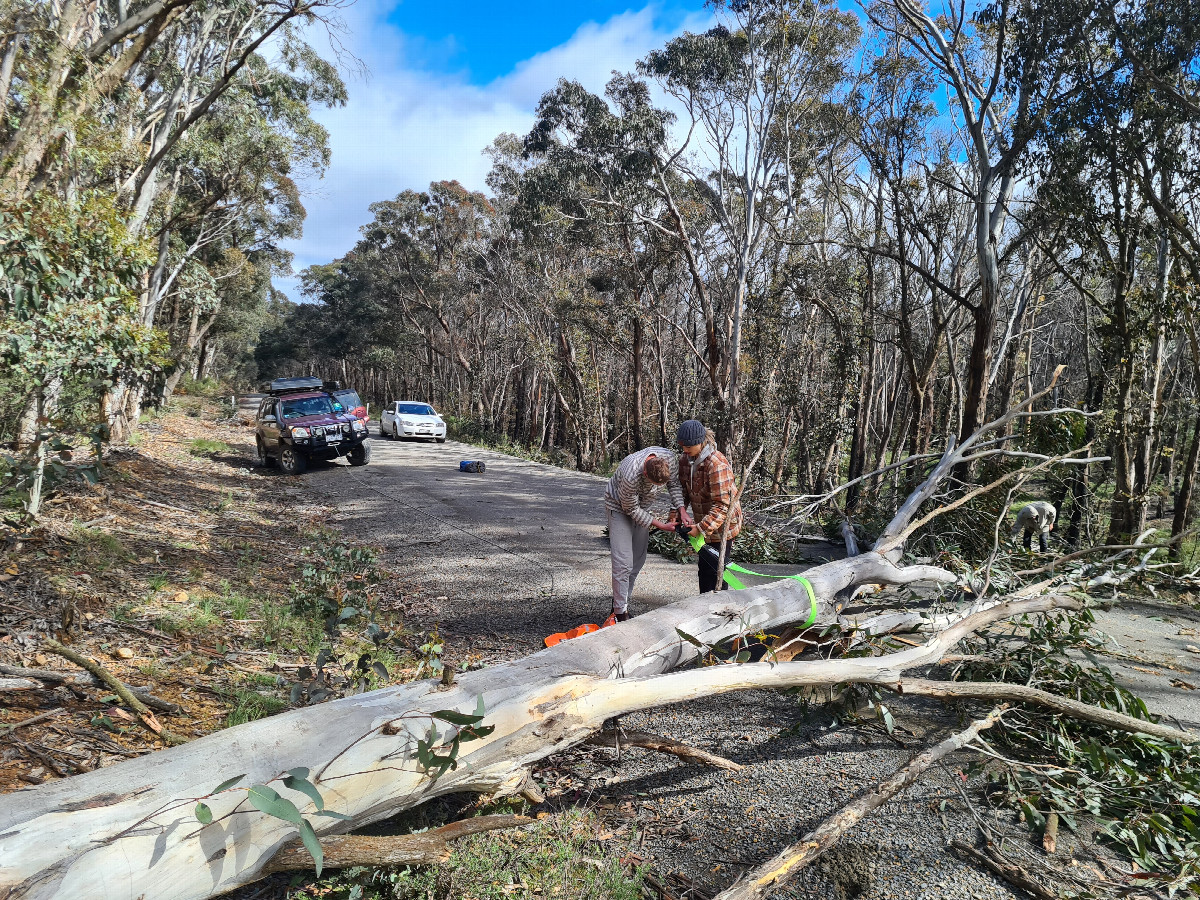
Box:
604, 447, 684, 528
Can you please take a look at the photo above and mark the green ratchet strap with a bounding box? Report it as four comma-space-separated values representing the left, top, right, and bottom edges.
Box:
720, 562, 818, 628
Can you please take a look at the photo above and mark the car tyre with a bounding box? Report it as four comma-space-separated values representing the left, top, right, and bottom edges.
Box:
256, 438, 275, 467
436, 437, 446, 444
349, 441, 371, 467
279, 445, 307, 475
392, 424, 400, 441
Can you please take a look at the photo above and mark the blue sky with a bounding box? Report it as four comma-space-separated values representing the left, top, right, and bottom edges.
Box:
386, 0, 701, 83
279, 1, 710, 300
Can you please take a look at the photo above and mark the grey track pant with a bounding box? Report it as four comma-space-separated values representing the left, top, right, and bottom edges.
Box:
608, 506, 649, 615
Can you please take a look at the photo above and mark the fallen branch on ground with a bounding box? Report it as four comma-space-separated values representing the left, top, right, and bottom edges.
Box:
41, 639, 186, 745
1012, 537, 1189, 577
0, 589, 1072, 900
587, 728, 743, 771
949, 838, 1056, 900
0, 678, 40, 691
892, 678, 1198, 745
0, 708, 65, 733
713, 710, 1005, 900
261, 814, 533, 873
0, 663, 183, 714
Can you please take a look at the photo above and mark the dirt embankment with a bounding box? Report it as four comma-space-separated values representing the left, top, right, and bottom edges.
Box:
0, 394, 416, 794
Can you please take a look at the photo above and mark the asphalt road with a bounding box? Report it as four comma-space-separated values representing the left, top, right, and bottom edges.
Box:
1090, 601, 1200, 730
302, 432, 715, 649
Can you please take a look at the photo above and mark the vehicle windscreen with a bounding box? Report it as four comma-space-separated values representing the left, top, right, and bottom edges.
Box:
397, 403, 435, 416
281, 396, 336, 419
335, 389, 363, 409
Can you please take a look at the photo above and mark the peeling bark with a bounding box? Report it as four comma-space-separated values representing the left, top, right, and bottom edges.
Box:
0, 588, 1071, 900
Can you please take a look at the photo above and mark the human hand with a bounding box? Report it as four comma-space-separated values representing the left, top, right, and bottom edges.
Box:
679, 509, 694, 527
688, 525, 701, 539
651, 520, 673, 532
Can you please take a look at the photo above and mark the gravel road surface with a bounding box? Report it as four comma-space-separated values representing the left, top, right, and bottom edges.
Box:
292, 433, 1188, 899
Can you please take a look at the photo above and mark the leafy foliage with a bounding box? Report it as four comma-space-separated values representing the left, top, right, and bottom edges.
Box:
411, 696, 496, 778
193, 767, 351, 876
959, 609, 1200, 894
290, 535, 384, 633
0, 192, 159, 512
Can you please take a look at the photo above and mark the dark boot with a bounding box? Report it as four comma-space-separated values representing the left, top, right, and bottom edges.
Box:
615, 611, 631, 622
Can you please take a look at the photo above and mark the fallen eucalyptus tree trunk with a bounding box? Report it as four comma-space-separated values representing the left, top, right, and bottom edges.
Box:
0, 378, 1098, 900
0, 587, 1066, 900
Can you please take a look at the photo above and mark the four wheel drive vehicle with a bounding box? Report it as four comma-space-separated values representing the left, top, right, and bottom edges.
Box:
255, 385, 371, 475
380, 401, 447, 442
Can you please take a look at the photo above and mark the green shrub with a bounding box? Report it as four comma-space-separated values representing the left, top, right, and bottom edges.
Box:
288, 809, 643, 900
188, 438, 231, 457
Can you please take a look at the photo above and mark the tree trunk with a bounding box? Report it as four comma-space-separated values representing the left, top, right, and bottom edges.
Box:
771, 406, 794, 495
0, 547, 977, 900
631, 315, 644, 451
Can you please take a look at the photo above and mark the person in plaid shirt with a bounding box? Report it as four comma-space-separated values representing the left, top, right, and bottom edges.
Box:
676, 419, 742, 593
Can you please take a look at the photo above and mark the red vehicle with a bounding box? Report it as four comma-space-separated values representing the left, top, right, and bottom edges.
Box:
255, 377, 370, 475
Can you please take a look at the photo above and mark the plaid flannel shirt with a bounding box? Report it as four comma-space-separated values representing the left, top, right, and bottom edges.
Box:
681, 448, 742, 541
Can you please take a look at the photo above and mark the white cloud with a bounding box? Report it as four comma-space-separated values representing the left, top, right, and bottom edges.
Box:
279, 2, 709, 299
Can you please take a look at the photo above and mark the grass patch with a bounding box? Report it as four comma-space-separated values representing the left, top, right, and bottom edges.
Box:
69, 526, 129, 572
151, 603, 219, 636
189, 438, 231, 457
224, 688, 287, 727
289, 809, 643, 900
219, 588, 255, 620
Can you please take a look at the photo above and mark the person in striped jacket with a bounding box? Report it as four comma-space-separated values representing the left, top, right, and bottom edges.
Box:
604, 447, 690, 621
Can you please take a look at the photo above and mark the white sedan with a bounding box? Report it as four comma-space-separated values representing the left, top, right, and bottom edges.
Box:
380, 401, 447, 442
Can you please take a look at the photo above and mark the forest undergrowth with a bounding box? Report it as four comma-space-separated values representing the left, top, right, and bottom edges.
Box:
0, 388, 430, 790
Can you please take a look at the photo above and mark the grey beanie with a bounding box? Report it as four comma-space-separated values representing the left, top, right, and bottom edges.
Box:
676, 419, 706, 446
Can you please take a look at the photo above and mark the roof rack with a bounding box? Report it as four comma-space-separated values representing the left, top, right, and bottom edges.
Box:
268, 376, 324, 395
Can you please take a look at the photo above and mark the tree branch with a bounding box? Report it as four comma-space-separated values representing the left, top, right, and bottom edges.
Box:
892, 678, 1197, 745
714, 709, 1004, 899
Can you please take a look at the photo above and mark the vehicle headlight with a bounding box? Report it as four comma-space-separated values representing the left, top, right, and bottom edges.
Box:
291, 426, 310, 438
399, 418, 414, 426
353, 421, 365, 432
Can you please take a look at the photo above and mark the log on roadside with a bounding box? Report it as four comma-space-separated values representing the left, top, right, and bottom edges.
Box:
0, 586, 1068, 900
41, 639, 186, 745
0, 678, 40, 692
0, 663, 184, 714
262, 814, 533, 873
